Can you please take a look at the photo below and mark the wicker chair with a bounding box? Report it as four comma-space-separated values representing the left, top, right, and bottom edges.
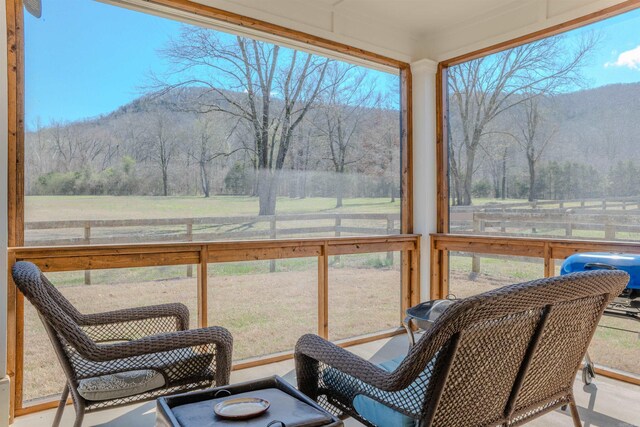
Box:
12, 261, 233, 427
295, 270, 629, 427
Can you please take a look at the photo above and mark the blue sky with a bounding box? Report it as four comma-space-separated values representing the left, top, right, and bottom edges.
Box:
24, 1, 640, 127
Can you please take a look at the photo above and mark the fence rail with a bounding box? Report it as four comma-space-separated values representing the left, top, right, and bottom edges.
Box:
449, 197, 640, 274
24, 213, 401, 283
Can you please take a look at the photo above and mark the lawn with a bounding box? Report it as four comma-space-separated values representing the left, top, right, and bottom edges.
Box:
25, 195, 400, 221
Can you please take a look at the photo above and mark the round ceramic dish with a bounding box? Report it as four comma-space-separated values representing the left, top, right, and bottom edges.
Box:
213, 397, 270, 420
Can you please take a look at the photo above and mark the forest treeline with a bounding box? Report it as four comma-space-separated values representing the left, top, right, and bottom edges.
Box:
26, 91, 399, 202
458, 82, 640, 202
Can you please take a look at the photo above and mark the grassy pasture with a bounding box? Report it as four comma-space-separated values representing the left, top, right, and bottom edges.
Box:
25, 195, 400, 221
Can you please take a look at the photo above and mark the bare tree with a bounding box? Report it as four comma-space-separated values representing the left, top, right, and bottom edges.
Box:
188, 113, 240, 197
510, 95, 557, 201
143, 111, 178, 196
448, 33, 596, 205
316, 64, 377, 207
154, 27, 330, 214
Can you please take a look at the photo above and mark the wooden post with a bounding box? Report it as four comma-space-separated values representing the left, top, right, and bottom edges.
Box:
565, 223, 572, 237
334, 216, 341, 264
410, 243, 420, 308
317, 243, 329, 339
602, 200, 607, 210
544, 243, 554, 277
605, 222, 616, 240
7, 251, 17, 422
84, 223, 91, 285
386, 217, 394, 265
270, 217, 277, 272
197, 247, 208, 328
186, 222, 193, 278
471, 217, 484, 275
401, 249, 410, 322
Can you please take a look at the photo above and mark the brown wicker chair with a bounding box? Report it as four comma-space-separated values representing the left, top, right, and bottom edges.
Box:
12, 261, 233, 427
295, 270, 629, 427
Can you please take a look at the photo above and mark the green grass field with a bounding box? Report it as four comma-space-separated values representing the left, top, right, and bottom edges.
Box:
25, 195, 400, 221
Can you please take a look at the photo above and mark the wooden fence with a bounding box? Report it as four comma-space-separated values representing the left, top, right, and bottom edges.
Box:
24, 213, 400, 283
450, 199, 640, 273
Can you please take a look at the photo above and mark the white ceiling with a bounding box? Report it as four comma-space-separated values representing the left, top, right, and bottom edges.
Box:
193, 0, 630, 63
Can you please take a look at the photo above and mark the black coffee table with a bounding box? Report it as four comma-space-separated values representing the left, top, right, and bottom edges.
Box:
156, 375, 342, 426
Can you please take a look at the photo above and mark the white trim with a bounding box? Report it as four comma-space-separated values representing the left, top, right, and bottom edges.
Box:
411, 59, 437, 75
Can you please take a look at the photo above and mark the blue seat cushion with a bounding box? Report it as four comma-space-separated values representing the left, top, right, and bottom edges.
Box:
323, 354, 434, 427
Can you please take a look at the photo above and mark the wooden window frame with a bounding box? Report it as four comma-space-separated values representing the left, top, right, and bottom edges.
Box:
5, 0, 416, 418
434, 0, 640, 384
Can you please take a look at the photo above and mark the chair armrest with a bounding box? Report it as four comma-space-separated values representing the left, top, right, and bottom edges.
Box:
295, 334, 399, 392
80, 326, 233, 363
77, 303, 189, 331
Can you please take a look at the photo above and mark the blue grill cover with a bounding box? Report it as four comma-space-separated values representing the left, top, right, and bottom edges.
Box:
560, 252, 638, 290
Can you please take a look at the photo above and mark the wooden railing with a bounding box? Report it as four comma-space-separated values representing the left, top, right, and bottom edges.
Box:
24, 213, 400, 284
430, 233, 640, 386
7, 234, 420, 415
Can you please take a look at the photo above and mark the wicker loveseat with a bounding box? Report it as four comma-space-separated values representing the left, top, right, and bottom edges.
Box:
12, 261, 233, 427
295, 270, 629, 427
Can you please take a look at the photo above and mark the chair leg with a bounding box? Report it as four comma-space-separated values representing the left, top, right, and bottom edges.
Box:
569, 399, 582, 427
71, 392, 85, 427
52, 383, 69, 427
73, 406, 85, 427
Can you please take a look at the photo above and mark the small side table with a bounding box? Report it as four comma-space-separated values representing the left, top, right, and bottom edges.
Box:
403, 297, 457, 347
156, 375, 342, 427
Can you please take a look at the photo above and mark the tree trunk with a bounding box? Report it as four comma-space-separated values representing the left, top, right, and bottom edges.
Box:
390, 181, 395, 203
335, 170, 344, 208
461, 147, 476, 206
501, 149, 507, 200
528, 156, 536, 202
258, 169, 279, 215
199, 161, 210, 198
162, 166, 169, 196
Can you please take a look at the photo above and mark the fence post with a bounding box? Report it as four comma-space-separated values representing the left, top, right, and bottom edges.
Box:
84, 223, 91, 285
605, 222, 616, 240
270, 216, 277, 272
386, 217, 394, 265
602, 200, 607, 210
334, 216, 341, 264
471, 216, 484, 276
186, 221, 193, 278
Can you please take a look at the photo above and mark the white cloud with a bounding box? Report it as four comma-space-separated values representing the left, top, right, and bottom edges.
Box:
605, 45, 640, 70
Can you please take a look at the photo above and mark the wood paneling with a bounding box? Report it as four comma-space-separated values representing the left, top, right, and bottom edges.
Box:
400, 65, 413, 235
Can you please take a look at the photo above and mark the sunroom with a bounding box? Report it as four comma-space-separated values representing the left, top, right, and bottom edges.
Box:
1, 0, 640, 426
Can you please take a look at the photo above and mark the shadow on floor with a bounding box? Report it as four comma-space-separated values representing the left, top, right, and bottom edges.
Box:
92, 402, 156, 427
